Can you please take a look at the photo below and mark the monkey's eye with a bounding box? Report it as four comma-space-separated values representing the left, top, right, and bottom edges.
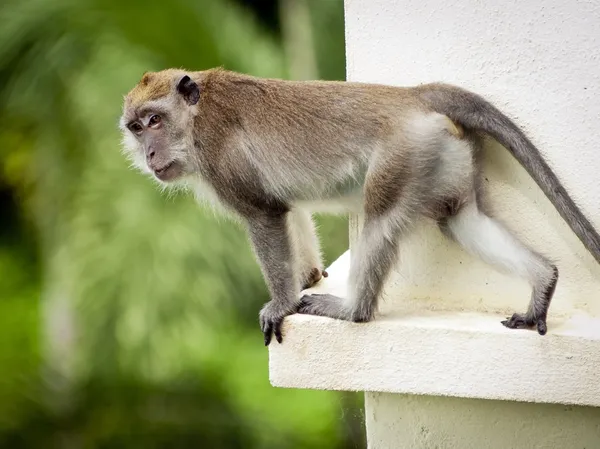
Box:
129, 122, 143, 134
148, 114, 162, 128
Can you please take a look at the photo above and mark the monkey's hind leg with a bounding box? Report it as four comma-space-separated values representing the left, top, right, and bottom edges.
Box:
439, 198, 559, 335
298, 192, 419, 322
288, 208, 328, 290
298, 213, 405, 321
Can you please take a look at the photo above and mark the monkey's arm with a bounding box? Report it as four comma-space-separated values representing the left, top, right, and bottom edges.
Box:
247, 212, 300, 345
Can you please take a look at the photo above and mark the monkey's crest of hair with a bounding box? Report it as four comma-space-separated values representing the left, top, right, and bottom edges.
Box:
122, 66, 228, 110
123, 68, 189, 111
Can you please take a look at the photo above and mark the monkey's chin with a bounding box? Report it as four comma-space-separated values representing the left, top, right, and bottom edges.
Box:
152, 160, 183, 183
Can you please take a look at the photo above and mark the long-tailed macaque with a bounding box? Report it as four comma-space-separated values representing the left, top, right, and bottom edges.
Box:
119, 68, 600, 345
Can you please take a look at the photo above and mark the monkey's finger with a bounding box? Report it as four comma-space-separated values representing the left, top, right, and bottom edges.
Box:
322, 270, 329, 278
274, 320, 283, 344
264, 325, 273, 346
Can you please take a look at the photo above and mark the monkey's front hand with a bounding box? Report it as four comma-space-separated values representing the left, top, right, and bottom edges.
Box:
259, 300, 297, 345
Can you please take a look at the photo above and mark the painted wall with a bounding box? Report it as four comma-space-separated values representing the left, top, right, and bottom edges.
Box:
365, 393, 600, 449
345, 0, 600, 320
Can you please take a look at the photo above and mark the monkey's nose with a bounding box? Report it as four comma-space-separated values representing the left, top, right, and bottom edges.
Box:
147, 148, 156, 161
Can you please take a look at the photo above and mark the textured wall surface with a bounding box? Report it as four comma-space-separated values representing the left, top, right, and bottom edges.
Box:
365, 393, 600, 449
345, 0, 600, 319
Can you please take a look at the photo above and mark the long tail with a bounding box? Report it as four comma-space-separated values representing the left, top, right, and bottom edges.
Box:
418, 82, 600, 264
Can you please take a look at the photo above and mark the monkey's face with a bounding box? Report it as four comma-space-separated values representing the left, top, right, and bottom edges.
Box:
119, 70, 201, 184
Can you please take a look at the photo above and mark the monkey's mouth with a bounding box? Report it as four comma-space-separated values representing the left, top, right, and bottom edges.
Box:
153, 161, 179, 181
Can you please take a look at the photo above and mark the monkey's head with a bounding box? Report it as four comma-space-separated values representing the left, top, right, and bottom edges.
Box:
119, 69, 201, 184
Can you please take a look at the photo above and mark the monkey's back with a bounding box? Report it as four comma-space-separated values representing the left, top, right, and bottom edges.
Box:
197, 69, 427, 202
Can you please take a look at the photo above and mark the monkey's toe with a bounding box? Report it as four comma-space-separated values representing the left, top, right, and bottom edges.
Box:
501, 312, 530, 329
298, 293, 328, 314
501, 312, 547, 335
297, 293, 349, 320
536, 319, 547, 335
301, 268, 328, 290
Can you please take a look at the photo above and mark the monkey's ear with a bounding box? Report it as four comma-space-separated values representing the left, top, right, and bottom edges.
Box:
177, 75, 200, 105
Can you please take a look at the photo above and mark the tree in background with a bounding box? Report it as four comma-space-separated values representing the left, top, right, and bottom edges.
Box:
0, 0, 365, 447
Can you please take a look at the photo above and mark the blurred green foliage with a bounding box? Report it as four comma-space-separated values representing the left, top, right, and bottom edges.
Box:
0, 0, 365, 447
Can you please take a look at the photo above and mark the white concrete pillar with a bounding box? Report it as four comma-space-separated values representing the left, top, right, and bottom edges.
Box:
365, 393, 600, 449
270, 0, 600, 447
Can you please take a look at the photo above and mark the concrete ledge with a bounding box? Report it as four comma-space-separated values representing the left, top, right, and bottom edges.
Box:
269, 252, 600, 407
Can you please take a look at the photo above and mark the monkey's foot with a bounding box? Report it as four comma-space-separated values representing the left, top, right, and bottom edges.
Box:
259, 300, 297, 346
297, 293, 369, 322
301, 268, 329, 290
501, 312, 547, 336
